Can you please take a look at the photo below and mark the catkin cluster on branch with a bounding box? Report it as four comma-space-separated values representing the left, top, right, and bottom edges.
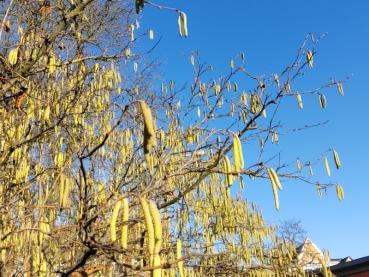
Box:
140, 197, 162, 276
110, 197, 129, 247
233, 134, 244, 173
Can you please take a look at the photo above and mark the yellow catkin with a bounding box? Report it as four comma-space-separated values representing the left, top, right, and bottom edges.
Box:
140, 197, 155, 266
233, 82, 238, 92
148, 201, 162, 253
333, 149, 341, 169
59, 173, 65, 207
130, 24, 135, 41
40, 255, 47, 277
296, 93, 303, 109
319, 94, 327, 108
63, 177, 70, 208
139, 100, 157, 154
60, 174, 70, 208
124, 47, 131, 57
262, 108, 267, 118
213, 84, 221, 95
149, 29, 154, 40
316, 183, 322, 198
309, 164, 314, 176
32, 248, 41, 274
306, 50, 313, 68
152, 255, 162, 277
190, 55, 195, 66
226, 81, 231, 91
48, 55, 56, 74
268, 167, 282, 190
324, 156, 331, 177
336, 184, 344, 201
233, 134, 244, 172
146, 153, 155, 174
177, 12, 188, 37
337, 82, 344, 96
223, 156, 234, 187
8, 47, 19, 65
267, 168, 281, 210
296, 159, 302, 172
251, 94, 262, 114
149, 200, 162, 277
110, 199, 122, 242
177, 239, 184, 277
120, 198, 129, 248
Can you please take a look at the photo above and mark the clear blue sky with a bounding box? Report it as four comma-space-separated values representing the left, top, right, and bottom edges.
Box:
139, 1, 369, 259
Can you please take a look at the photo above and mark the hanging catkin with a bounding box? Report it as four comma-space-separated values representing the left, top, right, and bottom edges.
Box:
138, 100, 157, 154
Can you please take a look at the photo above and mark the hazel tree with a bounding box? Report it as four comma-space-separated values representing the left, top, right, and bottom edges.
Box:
0, 0, 344, 276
